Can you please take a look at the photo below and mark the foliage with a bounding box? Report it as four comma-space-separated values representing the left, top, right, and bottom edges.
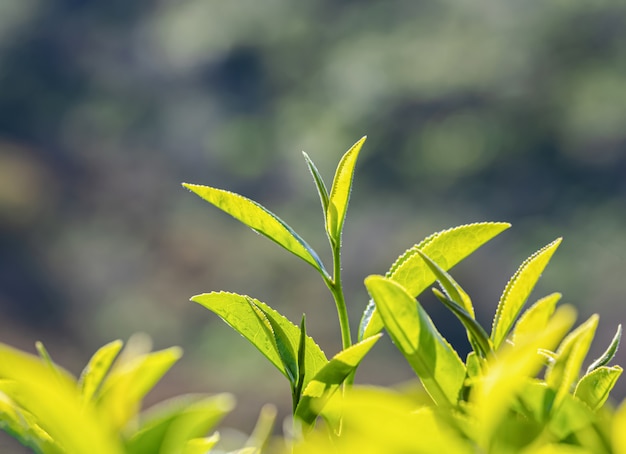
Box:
1, 137, 625, 452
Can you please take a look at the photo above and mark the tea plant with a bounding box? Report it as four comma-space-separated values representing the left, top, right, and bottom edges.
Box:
184, 137, 625, 452
1, 136, 625, 453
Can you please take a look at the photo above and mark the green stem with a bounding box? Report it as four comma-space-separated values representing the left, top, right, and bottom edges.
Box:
323, 238, 355, 386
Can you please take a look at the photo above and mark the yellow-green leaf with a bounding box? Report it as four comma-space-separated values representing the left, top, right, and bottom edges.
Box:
183, 183, 327, 277
587, 324, 622, 374
364, 275, 465, 407
512, 293, 561, 345
183, 433, 220, 454
192, 292, 327, 390
545, 315, 599, 404
575, 365, 623, 411
491, 238, 562, 349
359, 222, 510, 340
78, 339, 123, 403
326, 136, 366, 243
294, 334, 382, 426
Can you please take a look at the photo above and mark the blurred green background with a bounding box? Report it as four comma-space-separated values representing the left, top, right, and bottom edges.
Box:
1, 0, 626, 440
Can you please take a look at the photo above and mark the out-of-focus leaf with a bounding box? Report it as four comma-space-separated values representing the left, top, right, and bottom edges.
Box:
364, 275, 465, 407
545, 315, 598, 404
359, 222, 510, 340
471, 305, 576, 450
192, 292, 327, 390
587, 324, 622, 374
97, 345, 183, 430
125, 393, 234, 454
325, 136, 366, 243
491, 238, 562, 349
183, 183, 327, 277
295, 334, 382, 426
513, 293, 561, 344
244, 404, 277, 453
183, 433, 220, 454
295, 387, 474, 454
0, 343, 125, 454
78, 339, 123, 403
574, 366, 623, 411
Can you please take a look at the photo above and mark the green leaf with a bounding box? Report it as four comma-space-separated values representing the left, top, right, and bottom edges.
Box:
470, 305, 577, 450
183, 183, 328, 277
244, 404, 277, 453
125, 393, 234, 454
302, 152, 330, 219
512, 293, 561, 345
294, 334, 382, 426
0, 343, 125, 454
491, 238, 562, 349
364, 275, 466, 407
78, 339, 123, 403
97, 344, 183, 430
246, 298, 298, 386
587, 324, 622, 374
432, 288, 493, 359
192, 292, 328, 390
183, 433, 220, 454
359, 222, 510, 340
545, 315, 599, 403
416, 249, 474, 317
325, 136, 366, 243
293, 314, 307, 410
575, 365, 623, 411
297, 388, 474, 454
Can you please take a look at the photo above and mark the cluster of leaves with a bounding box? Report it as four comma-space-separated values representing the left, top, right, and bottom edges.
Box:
1, 137, 625, 453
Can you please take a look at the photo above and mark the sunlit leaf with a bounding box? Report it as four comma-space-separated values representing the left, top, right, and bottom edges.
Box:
471, 305, 576, 450
512, 293, 561, 344
0, 343, 125, 454
296, 387, 474, 454
192, 292, 327, 390
359, 222, 510, 340
183, 183, 328, 277
295, 334, 382, 426
125, 393, 234, 454
326, 136, 366, 243
575, 366, 623, 411
302, 152, 329, 220
364, 275, 465, 406
78, 339, 123, 403
432, 288, 493, 358
244, 404, 277, 453
491, 238, 562, 349
97, 345, 183, 430
183, 433, 220, 454
545, 315, 598, 404
587, 324, 622, 374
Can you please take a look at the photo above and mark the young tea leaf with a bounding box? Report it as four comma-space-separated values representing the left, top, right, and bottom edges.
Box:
587, 324, 622, 374
78, 339, 123, 403
432, 288, 493, 359
325, 136, 366, 244
183, 183, 328, 278
192, 292, 328, 390
545, 315, 599, 403
364, 275, 466, 407
183, 433, 220, 454
294, 334, 382, 427
97, 345, 183, 430
574, 365, 623, 411
293, 314, 308, 410
125, 393, 234, 454
512, 293, 561, 345
359, 222, 510, 340
244, 404, 277, 453
491, 238, 562, 349
302, 152, 330, 219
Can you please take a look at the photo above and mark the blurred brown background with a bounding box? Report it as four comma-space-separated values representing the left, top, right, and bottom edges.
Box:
1, 0, 626, 442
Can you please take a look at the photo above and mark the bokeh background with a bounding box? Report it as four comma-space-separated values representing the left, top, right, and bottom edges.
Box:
1, 0, 626, 447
